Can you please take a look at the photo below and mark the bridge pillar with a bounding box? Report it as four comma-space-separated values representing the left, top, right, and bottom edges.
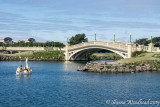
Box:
65, 44, 69, 61
127, 43, 133, 58
148, 43, 154, 52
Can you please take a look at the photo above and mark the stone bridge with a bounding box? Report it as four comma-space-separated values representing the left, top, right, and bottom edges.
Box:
65, 41, 160, 60
0, 41, 159, 60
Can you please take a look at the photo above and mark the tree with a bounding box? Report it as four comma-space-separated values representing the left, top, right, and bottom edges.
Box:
134, 36, 160, 47
4, 37, 12, 44
152, 37, 160, 47
135, 38, 149, 46
69, 33, 88, 45
18, 41, 25, 47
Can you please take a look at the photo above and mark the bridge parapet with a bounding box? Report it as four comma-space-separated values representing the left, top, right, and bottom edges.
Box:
132, 44, 160, 52
0, 47, 4, 50
68, 41, 128, 50
6, 47, 45, 51
152, 47, 160, 52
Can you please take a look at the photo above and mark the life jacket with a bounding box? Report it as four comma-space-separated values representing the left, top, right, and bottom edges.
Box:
28, 68, 31, 71
20, 67, 23, 69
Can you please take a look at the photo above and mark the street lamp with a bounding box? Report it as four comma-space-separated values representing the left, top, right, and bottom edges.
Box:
130, 33, 132, 43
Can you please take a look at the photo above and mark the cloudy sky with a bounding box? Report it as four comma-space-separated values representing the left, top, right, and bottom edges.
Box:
0, 0, 160, 43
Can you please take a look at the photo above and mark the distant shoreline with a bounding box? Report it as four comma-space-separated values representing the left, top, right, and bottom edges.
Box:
0, 51, 65, 61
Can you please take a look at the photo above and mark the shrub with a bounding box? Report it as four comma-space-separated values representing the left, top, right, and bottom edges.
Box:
132, 50, 147, 57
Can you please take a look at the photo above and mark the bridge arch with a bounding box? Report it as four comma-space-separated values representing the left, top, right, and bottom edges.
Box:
68, 45, 128, 61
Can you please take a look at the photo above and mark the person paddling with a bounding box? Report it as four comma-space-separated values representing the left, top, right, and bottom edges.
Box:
19, 65, 23, 72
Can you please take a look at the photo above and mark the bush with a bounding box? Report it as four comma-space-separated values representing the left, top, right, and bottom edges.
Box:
32, 51, 64, 59
132, 51, 147, 57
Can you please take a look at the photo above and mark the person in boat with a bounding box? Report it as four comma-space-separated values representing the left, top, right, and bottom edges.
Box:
20, 65, 23, 69
28, 67, 31, 72
19, 65, 23, 72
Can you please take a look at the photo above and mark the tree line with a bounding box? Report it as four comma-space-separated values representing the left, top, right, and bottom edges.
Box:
0, 41, 65, 48
135, 37, 160, 47
1, 34, 159, 47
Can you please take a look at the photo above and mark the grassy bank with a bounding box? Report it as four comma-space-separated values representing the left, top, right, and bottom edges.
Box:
0, 51, 64, 61
78, 52, 160, 73
110, 52, 160, 67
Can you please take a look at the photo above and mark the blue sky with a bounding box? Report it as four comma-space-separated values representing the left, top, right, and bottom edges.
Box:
0, 0, 160, 43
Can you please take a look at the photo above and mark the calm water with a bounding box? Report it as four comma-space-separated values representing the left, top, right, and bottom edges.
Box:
0, 61, 160, 107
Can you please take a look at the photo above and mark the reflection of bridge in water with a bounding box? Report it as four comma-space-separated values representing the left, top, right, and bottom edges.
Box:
0, 41, 160, 61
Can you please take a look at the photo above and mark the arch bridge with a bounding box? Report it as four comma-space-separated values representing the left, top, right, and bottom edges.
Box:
65, 41, 160, 61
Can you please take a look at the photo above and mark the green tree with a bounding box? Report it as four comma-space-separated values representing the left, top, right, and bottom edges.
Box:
18, 41, 25, 47
152, 37, 160, 47
135, 37, 160, 47
69, 33, 88, 45
135, 38, 149, 46
0, 42, 4, 47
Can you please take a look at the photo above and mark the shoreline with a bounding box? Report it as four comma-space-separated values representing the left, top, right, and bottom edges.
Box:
0, 51, 65, 61
78, 53, 160, 73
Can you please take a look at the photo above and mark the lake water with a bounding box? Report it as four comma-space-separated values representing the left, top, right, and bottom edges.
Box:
0, 61, 160, 107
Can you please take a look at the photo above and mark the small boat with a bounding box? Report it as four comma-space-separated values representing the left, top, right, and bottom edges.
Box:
16, 57, 32, 75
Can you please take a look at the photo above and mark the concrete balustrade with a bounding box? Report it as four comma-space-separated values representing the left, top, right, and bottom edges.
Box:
0, 47, 3, 50
6, 47, 45, 51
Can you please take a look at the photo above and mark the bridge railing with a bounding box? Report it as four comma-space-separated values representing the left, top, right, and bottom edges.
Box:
153, 47, 160, 52
0, 47, 4, 50
5, 47, 45, 51
111, 42, 128, 50
133, 45, 149, 51
68, 41, 128, 50
133, 44, 160, 52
